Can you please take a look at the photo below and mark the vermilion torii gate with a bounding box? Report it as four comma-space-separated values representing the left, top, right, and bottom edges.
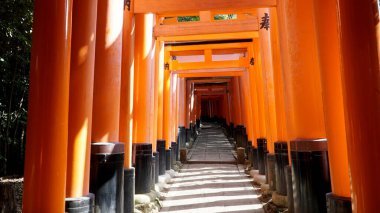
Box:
23, 0, 379, 212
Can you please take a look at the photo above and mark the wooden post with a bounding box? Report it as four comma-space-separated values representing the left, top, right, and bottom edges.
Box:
66, 0, 98, 198
23, 0, 72, 211
336, 0, 380, 211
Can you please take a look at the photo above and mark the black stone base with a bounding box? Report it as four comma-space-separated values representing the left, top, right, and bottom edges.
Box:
166, 149, 171, 171
267, 154, 276, 191
135, 153, 152, 194
90, 142, 124, 213
133, 143, 153, 194
65, 193, 95, 213
285, 165, 294, 213
326, 193, 352, 213
153, 152, 159, 183
124, 168, 135, 213
257, 138, 268, 175
252, 147, 259, 170
157, 140, 166, 175
291, 139, 331, 213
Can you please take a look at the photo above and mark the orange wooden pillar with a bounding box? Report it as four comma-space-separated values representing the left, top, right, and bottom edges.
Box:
190, 82, 196, 124
227, 82, 234, 126
156, 41, 165, 140
277, 0, 326, 141
119, 3, 136, 212
335, 0, 380, 212
178, 78, 186, 127
163, 50, 171, 149
152, 39, 160, 147
172, 74, 179, 142
277, 0, 329, 212
66, 0, 97, 199
312, 0, 351, 208
92, 0, 123, 143
231, 77, 242, 125
252, 39, 267, 141
196, 94, 201, 121
269, 8, 288, 145
185, 79, 192, 128
246, 48, 261, 147
133, 13, 155, 146
257, 8, 278, 153
133, 13, 156, 194
239, 73, 255, 143
120, 1, 135, 169
23, 0, 72, 211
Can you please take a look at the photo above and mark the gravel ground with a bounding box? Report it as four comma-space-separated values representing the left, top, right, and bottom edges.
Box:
0, 176, 23, 213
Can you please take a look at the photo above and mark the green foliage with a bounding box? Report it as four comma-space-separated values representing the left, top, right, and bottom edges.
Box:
214, 14, 237, 20
177, 16, 200, 22
0, 0, 33, 176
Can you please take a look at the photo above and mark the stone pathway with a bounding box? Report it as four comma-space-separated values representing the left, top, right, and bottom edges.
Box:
187, 123, 235, 163
160, 123, 264, 213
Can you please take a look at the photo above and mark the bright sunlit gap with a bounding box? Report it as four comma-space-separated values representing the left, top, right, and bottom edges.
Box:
163, 194, 260, 207
160, 204, 263, 213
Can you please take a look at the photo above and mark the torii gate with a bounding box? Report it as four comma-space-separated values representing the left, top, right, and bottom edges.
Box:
22, 0, 379, 212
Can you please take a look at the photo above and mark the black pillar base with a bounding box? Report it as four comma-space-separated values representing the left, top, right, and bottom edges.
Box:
171, 142, 178, 162
153, 152, 159, 183
166, 149, 171, 171
124, 168, 135, 213
275, 141, 289, 196
134, 143, 153, 194
285, 165, 294, 213
178, 126, 186, 150
252, 147, 259, 170
246, 141, 252, 160
90, 142, 125, 212
65, 193, 95, 213
326, 193, 352, 213
267, 153, 276, 191
291, 139, 331, 213
186, 128, 191, 143
235, 125, 244, 147
257, 138, 268, 175
157, 140, 166, 175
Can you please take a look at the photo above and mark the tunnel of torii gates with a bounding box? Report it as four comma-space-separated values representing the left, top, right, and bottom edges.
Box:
21, 0, 379, 212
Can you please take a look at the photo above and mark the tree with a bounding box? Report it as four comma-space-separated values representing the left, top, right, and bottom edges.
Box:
0, 0, 33, 176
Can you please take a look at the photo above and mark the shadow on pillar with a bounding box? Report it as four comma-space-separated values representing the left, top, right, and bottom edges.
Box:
291, 139, 331, 213
133, 143, 152, 194
90, 142, 124, 212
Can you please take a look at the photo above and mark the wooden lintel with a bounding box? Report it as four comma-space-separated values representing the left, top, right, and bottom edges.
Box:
178, 71, 244, 78
154, 19, 258, 37
135, 0, 276, 14
167, 42, 250, 52
158, 32, 259, 42
171, 58, 248, 70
